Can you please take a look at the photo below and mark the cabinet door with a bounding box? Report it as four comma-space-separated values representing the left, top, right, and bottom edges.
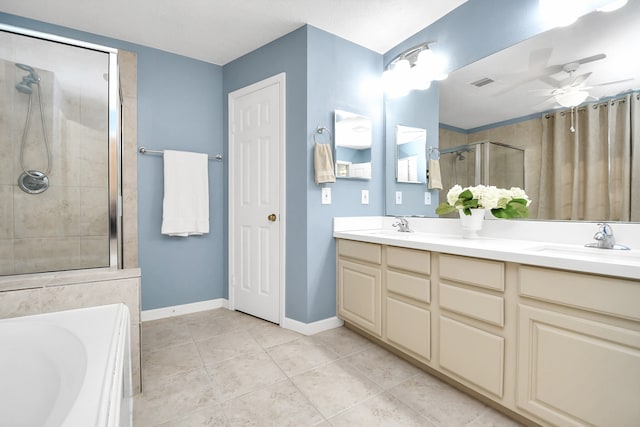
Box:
337, 259, 382, 336
387, 296, 431, 360
439, 316, 504, 397
517, 305, 640, 426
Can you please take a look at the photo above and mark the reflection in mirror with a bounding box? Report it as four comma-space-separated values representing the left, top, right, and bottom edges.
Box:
439, 141, 524, 194
438, 3, 640, 222
334, 110, 372, 180
396, 125, 426, 183
0, 25, 119, 274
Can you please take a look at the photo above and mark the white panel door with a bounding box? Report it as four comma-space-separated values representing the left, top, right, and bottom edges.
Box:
229, 74, 285, 324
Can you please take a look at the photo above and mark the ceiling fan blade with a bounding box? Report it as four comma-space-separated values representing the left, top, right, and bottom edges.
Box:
571, 72, 592, 87
528, 47, 554, 70
533, 97, 559, 111
540, 75, 562, 88
576, 53, 606, 65
592, 78, 634, 87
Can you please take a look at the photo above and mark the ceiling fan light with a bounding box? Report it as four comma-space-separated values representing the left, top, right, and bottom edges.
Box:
597, 0, 627, 12
539, 0, 581, 28
555, 90, 589, 107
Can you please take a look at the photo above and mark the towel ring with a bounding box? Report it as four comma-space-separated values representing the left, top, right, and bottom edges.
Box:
428, 146, 440, 160
314, 126, 332, 145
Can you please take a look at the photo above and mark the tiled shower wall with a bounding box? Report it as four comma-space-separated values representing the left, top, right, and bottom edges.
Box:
0, 47, 141, 392
0, 53, 110, 275
439, 118, 542, 218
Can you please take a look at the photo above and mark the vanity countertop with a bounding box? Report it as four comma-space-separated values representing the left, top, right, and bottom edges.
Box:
334, 228, 640, 280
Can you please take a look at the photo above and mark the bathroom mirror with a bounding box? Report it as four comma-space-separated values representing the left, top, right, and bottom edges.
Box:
396, 125, 427, 183
334, 110, 372, 180
386, 3, 640, 222
0, 25, 121, 275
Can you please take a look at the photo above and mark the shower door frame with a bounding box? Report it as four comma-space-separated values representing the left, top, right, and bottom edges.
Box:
0, 23, 122, 271
440, 140, 525, 189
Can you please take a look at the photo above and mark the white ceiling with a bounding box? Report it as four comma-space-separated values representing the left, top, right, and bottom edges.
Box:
439, 1, 640, 130
0, 0, 466, 65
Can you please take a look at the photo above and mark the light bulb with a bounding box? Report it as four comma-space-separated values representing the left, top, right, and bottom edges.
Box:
555, 90, 589, 107
598, 0, 627, 12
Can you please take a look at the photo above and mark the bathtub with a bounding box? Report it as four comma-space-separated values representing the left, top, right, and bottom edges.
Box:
0, 304, 132, 427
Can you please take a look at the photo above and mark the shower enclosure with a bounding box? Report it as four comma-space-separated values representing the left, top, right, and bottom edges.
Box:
0, 24, 121, 275
440, 141, 525, 192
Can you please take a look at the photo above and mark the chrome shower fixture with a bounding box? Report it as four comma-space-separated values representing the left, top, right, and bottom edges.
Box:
14, 62, 52, 194
15, 63, 40, 95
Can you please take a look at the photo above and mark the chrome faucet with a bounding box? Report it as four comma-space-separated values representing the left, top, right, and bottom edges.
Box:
392, 216, 412, 232
585, 223, 629, 250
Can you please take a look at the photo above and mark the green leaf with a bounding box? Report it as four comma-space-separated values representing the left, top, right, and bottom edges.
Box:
459, 189, 474, 201
435, 203, 457, 215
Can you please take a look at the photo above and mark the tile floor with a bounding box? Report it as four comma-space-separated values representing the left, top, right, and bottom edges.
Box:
134, 308, 522, 426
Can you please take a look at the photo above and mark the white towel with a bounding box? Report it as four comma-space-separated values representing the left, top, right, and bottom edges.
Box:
161, 150, 209, 236
314, 143, 336, 184
428, 158, 443, 190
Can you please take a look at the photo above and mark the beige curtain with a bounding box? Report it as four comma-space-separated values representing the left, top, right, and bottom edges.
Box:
631, 93, 640, 221
538, 94, 636, 221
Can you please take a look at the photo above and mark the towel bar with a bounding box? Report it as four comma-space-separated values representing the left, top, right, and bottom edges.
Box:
139, 147, 223, 161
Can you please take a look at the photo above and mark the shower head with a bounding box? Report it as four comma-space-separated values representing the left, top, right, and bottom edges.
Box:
14, 63, 40, 95
15, 80, 33, 94
456, 152, 466, 161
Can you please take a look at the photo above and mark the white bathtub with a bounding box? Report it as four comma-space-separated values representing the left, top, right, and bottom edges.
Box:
0, 304, 132, 427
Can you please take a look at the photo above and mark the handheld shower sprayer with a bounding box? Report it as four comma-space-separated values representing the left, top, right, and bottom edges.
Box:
15, 63, 41, 95
14, 62, 51, 194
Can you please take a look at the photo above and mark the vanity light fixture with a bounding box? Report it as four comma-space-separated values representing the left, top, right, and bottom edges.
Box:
539, 0, 629, 29
597, 0, 628, 12
383, 42, 448, 97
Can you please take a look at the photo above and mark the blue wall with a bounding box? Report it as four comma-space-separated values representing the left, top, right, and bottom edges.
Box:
0, 12, 224, 311
306, 26, 384, 322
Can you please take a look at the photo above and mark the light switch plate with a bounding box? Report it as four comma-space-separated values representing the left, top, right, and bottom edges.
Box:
361, 190, 369, 205
424, 191, 432, 205
322, 187, 331, 204
395, 191, 402, 205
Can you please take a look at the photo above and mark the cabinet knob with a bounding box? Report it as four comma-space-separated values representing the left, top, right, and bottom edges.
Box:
268, 213, 277, 222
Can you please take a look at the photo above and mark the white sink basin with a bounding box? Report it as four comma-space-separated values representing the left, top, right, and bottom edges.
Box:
530, 244, 640, 262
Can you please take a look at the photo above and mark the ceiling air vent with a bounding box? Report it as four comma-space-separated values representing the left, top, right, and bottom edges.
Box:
470, 77, 495, 88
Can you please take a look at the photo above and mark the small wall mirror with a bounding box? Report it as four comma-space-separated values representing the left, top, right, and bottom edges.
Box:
396, 125, 427, 183
334, 110, 372, 180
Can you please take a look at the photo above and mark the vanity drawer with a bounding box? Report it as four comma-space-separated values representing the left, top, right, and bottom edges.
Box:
439, 283, 504, 326
440, 254, 504, 291
337, 239, 381, 265
387, 270, 430, 303
519, 266, 640, 321
387, 246, 430, 275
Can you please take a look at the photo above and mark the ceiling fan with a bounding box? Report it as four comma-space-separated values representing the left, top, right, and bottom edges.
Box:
536, 55, 633, 108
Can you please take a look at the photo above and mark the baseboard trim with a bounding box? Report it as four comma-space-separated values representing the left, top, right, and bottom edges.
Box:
281, 316, 344, 336
141, 298, 229, 322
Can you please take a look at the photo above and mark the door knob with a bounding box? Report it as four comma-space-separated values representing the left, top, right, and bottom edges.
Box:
268, 213, 277, 222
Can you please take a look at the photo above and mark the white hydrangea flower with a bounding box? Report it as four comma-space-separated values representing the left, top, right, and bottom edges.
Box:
447, 184, 463, 205
509, 187, 532, 206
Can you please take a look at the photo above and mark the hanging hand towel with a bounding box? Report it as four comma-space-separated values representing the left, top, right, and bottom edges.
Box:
161, 150, 209, 236
314, 143, 336, 184
428, 158, 444, 190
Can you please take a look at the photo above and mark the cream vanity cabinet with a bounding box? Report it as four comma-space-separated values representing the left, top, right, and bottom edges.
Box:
438, 254, 506, 398
337, 239, 383, 337
384, 246, 431, 362
516, 266, 640, 427
336, 238, 640, 427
